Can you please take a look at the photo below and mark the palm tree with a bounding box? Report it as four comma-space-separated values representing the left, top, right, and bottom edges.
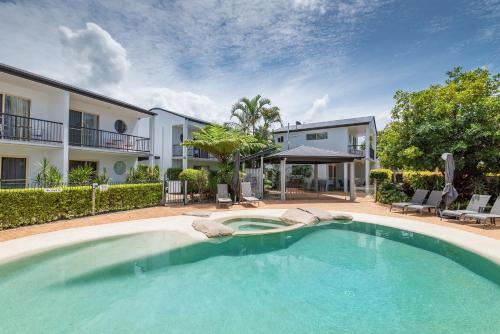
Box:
258, 105, 282, 140
230, 95, 281, 136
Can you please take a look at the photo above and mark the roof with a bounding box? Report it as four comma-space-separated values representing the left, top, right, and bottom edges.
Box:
149, 107, 213, 125
273, 116, 375, 133
0, 63, 155, 116
265, 145, 361, 164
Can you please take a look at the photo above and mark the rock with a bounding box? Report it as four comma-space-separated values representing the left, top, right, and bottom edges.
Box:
192, 219, 234, 238
183, 210, 212, 217
298, 208, 333, 221
331, 212, 353, 221
280, 208, 318, 226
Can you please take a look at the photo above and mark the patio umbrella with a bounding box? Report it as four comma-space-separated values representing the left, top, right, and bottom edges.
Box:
232, 150, 241, 203
441, 153, 458, 208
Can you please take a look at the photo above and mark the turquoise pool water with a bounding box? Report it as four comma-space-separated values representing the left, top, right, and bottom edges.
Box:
223, 217, 288, 231
0, 221, 499, 334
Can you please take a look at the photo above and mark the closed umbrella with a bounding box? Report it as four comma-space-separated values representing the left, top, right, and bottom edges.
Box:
232, 150, 241, 203
441, 153, 458, 208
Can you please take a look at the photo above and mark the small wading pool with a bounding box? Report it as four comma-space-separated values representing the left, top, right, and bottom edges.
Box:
0, 219, 499, 333
222, 217, 289, 231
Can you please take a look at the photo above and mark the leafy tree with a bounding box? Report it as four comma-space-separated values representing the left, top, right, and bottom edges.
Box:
378, 67, 499, 194
182, 124, 265, 164
229, 95, 282, 140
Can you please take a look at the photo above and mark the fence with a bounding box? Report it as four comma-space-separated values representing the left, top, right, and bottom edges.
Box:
163, 179, 214, 205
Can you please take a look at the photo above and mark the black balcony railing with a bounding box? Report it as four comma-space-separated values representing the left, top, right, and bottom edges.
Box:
0, 113, 63, 143
172, 144, 216, 159
348, 145, 375, 159
69, 127, 150, 153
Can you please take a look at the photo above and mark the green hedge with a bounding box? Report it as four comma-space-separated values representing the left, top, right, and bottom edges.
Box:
166, 168, 183, 180
402, 170, 444, 191
0, 183, 162, 230
375, 181, 408, 204
370, 169, 393, 182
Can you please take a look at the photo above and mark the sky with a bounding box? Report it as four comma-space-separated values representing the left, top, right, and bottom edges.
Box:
0, 0, 498, 129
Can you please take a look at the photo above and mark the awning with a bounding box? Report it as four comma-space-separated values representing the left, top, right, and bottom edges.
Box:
264, 145, 361, 164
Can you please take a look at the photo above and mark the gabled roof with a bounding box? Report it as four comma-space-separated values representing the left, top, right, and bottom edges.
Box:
149, 107, 212, 125
274, 116, 375, 133
0, 63, 155, 116
265, 145, 361, 163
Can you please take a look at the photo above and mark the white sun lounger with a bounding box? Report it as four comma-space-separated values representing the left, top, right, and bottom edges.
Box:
241, 182, 260, 206
390, 189, 428, 212
440, 194, 491, 220
463, 197, 500, 225
405, 190, 443, 215
216, 184, 232, 207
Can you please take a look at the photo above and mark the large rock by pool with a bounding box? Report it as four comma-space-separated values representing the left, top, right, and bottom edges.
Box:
280, 209, 318, 226
192, 219, 234, 238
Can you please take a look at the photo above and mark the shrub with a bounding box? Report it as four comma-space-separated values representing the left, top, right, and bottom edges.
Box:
376, 181, 408, 204
179, 168, 208, 193
166, 167, 183, 180
0, 183, 162, 230
34, 158, 62, 187
292, 165, 312, 178
127, 165, 160, 183
370, 169, 393, 183
402, 170, 444, 191
68, 165, 95, 185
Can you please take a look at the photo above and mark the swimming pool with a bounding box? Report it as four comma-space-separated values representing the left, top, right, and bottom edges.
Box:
0, 220, 499, 333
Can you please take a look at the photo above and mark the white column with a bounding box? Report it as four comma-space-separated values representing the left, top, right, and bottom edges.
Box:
182, 119, 188, 170
280, 158, 286, 200
148, 115, 156, 167
349, 162, 356, 201
314, 164, 318, 193
365, 126, 371, 193
62, 91, 70, 183
343, 162, 348, 192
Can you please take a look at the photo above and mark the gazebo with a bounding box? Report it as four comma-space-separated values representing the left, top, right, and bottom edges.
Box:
242, 145, 362, 201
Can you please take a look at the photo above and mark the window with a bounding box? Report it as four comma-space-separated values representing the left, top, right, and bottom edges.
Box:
306, 132, 328, 140
1, 94, 31, 140
69, 110, 99, 146
277, 136, 284, 143
114, 120, 127, 134
69, 160, 98, 173
1, 157, 26, 188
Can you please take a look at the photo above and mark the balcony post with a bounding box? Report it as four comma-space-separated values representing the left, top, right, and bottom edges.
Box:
148, 115, 155, 167
62, 92, 70, 183
182, 119, 188, 170
343, 162, 348, 193
365, 125, 370, 194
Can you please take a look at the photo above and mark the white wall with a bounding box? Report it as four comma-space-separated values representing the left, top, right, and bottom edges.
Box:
68, 150, 137, 183
274, 127, 350, 152
0, 143, 63, 182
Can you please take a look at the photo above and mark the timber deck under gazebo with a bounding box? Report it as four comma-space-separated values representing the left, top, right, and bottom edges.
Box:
242, 145, 362, 201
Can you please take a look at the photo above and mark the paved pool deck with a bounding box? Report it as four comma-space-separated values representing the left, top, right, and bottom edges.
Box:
1, 195, 498, 242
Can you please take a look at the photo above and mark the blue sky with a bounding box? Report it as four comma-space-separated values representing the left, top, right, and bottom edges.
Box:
0, 0, 498, 128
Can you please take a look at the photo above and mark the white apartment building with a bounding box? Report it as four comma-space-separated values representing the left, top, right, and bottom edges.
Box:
273, 116, 378, 193
138, 108, 218, 176
0, 63, 155, 186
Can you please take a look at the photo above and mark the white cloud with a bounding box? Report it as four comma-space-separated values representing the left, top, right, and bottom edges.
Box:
292, 0, 327, 14
304, 94, 329, 121
59, 22, 129, 88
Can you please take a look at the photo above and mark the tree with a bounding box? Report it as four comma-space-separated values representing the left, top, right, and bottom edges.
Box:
182, 124, 266, 165
229, 95, 282, 139
378, 67, 499, 193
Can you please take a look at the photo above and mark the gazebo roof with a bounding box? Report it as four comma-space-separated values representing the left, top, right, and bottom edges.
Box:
265, 145, 361, 164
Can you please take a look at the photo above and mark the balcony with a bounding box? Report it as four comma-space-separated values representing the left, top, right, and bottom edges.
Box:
0, 113, 63, 144
172, 144, 216, 159
348, 145, 375, 159
69, 127, 150, 153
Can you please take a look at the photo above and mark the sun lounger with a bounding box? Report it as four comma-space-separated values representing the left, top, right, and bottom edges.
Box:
390, 189, 428, 212
463, 197, 500, 225
216, 184, 232, 207
241, 182, 260, 206
440, 194, 491, 220
405, 190, 443, 215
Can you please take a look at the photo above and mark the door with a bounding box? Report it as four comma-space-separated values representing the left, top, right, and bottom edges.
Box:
69, 110, 82, 145
3, 95, 30, 140
82, 113, 99, 147
1, 157, 27, 188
